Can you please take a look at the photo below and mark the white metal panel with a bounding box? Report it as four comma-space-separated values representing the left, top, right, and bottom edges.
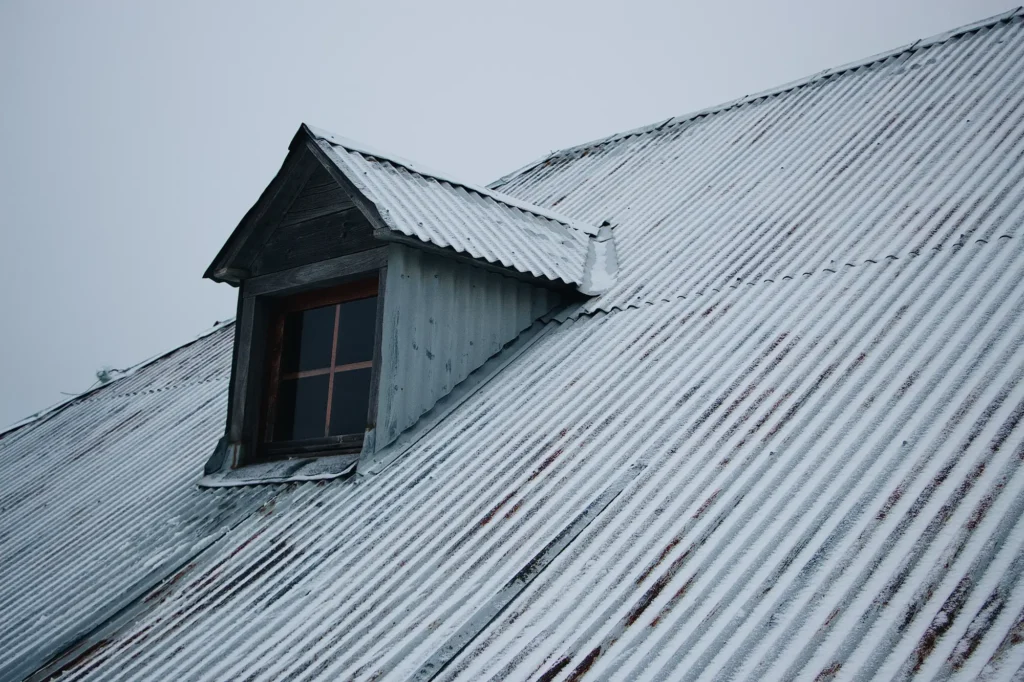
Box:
44, 235, 1024, 682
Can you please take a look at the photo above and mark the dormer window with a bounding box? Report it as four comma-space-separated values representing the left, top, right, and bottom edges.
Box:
201, 124, 606, 485
258, 276, 380, 462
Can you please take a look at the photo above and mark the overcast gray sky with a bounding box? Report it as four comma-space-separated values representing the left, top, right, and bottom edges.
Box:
0, 0, 1016, 428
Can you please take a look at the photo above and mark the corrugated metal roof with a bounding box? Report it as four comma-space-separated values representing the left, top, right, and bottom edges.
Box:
43, 236, 1024, 682
5, 8, 1024, 682
0, 326, 275, 682
495, 9, 1024, 318
308, 127, 595, 288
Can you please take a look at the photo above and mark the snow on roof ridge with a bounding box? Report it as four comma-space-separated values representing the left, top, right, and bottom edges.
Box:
489, 6, 1024, 189
304, 125, 600, 236
0, 319, 235, 439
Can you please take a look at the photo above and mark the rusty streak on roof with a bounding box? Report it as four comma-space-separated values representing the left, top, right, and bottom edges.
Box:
4, 8, 1024, 682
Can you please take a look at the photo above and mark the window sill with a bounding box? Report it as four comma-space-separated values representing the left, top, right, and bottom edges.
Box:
258, 435, 363, 460
198, 451, 359, 488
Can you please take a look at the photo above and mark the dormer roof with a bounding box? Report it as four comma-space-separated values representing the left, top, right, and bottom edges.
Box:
207, 125, 614, 293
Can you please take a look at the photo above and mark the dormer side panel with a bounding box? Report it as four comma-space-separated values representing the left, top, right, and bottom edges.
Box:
375, 244, 561, 451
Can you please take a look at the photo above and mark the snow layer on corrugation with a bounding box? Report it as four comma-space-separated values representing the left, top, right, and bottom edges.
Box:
320, 140, 593, 287
15, 10, 1024, 682
50, 235, 1024, 682
0, 326, 274, 682
443, 243, 1024, 682
497, 13, 1024, 318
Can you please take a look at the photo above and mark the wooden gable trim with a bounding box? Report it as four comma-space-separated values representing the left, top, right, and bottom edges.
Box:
205, 126, 395, 286
205, 146, 322, 284
302, 132, 393, 234
243, 247, 388, 298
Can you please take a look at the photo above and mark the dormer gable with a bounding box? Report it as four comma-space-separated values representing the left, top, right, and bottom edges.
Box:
202, 125, 615, 484
207, 124, 611, 290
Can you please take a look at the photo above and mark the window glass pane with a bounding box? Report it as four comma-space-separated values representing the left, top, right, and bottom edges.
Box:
335, 296, 377, 365
281, 305, 335, 373
328, 368, 372, 436
274, 375, 329, 441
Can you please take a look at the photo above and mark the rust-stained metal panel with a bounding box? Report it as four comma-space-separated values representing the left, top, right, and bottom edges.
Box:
6, 9, 1024, 682
42, 235, 1024, 682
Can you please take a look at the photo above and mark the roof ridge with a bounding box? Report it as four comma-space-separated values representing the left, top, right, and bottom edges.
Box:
303, 125, 600, 236
489, 6, 1024, 189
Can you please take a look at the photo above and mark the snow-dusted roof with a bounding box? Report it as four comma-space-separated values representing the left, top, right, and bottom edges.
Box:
4, 8, 1024, 681
307, 126, 600, 290
0, 326, 276, 682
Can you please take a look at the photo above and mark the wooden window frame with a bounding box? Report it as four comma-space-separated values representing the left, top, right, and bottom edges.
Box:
216, 248, 389, 473
253, 275, 384, 463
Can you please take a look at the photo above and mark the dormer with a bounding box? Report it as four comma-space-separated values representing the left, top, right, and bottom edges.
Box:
200, 125, 616, 485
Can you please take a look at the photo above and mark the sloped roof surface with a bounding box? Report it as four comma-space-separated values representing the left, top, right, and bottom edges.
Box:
4, 9, 1024, 682
0, 326, 275, 682
309, 127, 595, 287
37, 238, 1024, 681
493, 7, 1024, 317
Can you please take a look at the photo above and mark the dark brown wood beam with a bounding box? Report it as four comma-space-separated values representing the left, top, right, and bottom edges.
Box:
244, 247, 388, 297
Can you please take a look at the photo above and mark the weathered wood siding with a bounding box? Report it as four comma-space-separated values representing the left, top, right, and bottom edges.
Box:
250, 165, 377, 276
375, 244, 561, 450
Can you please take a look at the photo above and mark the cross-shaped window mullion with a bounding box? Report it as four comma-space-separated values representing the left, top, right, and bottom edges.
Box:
323, 303, 341, 437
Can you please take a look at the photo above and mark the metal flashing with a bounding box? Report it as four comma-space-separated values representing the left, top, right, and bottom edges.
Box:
198, 453, 359, 488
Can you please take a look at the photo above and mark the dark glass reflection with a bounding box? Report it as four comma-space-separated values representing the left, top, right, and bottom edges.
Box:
281, 305, 335, 373
336, 296, 377, 365
274, 375, 329, 441
328, 368, 372, 436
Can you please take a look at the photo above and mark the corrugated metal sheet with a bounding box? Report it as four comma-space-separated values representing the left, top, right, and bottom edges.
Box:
309, 128, 594, 288
495, 11, 1024, 319
5, 9, 1024, 682
0, 326, 275, 682
44, 235, 1024, 682
376, 244, 561, 449
444, 238, 1024, 682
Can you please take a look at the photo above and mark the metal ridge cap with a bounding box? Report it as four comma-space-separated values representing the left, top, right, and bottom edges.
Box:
304, 125, 600, 236
488, 6, 1024, 188
0, 319, 236, 439
917, 5, 1023, 48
